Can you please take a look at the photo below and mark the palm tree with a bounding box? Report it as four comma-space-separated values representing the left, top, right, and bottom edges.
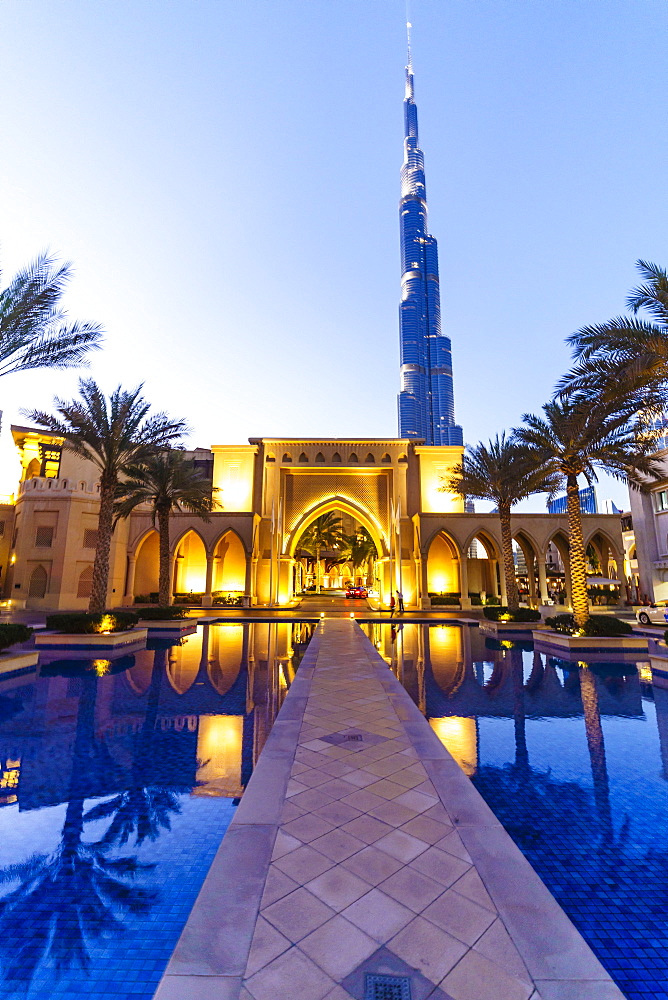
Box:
443, 434, 560, 610
0, 251, 102, 377
25, 380, 186, 613
344, 527, 377, 586
514, 397, 662, 629
298, 512, 345, 593
115, 450, 217, 606
561, 260, 668, 407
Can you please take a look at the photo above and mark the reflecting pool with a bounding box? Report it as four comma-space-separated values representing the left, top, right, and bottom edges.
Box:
0, 622, 313, 999
365, 622, 668, 1000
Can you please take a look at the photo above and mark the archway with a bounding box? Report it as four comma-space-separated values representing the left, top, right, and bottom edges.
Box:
173, 530, 207, 596
545, 531, 571, 606
463, 531, 501, 603
513, 530, 540, 606
133, 530, 159, 599
426, 531, 460, 596
584, 529, 623, 606
212, 530, 247, 595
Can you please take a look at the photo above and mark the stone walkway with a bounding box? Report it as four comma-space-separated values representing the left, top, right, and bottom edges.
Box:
154, 620, 624, 1000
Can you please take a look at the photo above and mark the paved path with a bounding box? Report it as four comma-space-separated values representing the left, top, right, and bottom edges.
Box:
154, 620, 624, 1000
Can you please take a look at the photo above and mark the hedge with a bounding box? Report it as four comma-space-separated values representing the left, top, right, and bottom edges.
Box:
136, 606, 189, 621
430, 596, 460, 606
545, 614, 633, 637
0, 624, 33, 652
483, 606, 541, 622
45, 611, 139, 634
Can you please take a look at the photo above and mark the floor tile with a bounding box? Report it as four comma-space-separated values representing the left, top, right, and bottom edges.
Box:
339, 814, 394, 845
291, 788, 337, 812
341, 888, 415, 943
309, 828, 367, 863
261, 866, 301, 909
422, 888, 496, 945
272, 830, 303, 860
441, 949, 534, 1000
273, 844, 335, 884
409, 846, 471, 888
245, 917, 291, 977
298, 915, 378, 980
374, 828, 429, 863
364, 778, 408, 800
389, 914, 468, 983
313, 799, 364, 826
244, 945, 335, 1000
450, 868, 496, 913
378, 866, 445, 913
297, 768, 336, 789
305, 867, 371, 911
282, 813, 336, 844
394, 788, 437, 813
400, 814, 453, 845
341, 844, 404, 885
473, 918, 532, 984
263, 887, 335, 943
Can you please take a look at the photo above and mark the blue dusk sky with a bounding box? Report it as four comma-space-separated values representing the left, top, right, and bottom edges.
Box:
0, 0, 666, 508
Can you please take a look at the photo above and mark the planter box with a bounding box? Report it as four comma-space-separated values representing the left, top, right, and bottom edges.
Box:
480, 620, 546, 635
0, 650, 39, 675
35, 627, 148, 649
141, 621, 198, 635
533, 630, 648, 652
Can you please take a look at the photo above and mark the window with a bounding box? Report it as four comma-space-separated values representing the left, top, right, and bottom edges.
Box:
35, 526, 54, 548
365, 453, 375, 464
83, 529, 98, 549
28, 565, 48, 598
348, 453, 359, 464
0, 521, 4, 536
315, 452, 325, 463
299, 453, 308, 463
39, 444, 61, 479
282, 453, 292, 463
77, 566, 94, 598
656, 491, 668, 512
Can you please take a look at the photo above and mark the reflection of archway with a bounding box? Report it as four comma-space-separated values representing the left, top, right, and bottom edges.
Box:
167, 630, 203, 694
212, 530, 246, 593
134, 530, 159, 597
426, 531, 460, 594
173, 530, 207, 594
208, 624, 244, 694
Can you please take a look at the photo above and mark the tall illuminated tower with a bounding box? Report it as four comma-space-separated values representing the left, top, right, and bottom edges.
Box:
397, 25, 463, 446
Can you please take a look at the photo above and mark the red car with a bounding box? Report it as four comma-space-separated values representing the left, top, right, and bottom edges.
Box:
346, 587, 368, 599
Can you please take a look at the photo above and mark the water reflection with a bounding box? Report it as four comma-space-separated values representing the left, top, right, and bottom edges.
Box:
0, 622, 313, 996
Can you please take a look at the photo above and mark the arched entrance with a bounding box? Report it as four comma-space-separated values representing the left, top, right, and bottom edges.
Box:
173, 530, 207, 598
426, 531, 460, 597
212, 530, 247, 597
133, 530, 159, 600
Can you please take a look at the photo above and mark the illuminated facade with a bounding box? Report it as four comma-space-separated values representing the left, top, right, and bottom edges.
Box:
397, 33, 463, 446
3, 429, 625, 612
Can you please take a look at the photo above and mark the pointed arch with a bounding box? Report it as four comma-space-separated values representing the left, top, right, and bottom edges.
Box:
315, 452, 325, 463
282, 452, 292, 463
133, 529, 159, 597
381, 453, 392, 464
461, 529, 501, 561
332, 452, 342, 463
348, 452, 359, 464
76, 565, 93, 599
173, 529, 207, 594
298, 452, 309, 463
364, 452, 376, 464
425, 530, 461, 594
212, 528, 247, 592
288, 496, 386, 559
28, 564, 48, 598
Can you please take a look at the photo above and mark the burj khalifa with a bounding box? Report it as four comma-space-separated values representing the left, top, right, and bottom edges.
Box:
397, 27, 463, 446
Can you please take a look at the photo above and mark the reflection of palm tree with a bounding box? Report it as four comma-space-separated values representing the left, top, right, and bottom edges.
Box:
510, 648, 529, 771
0, 672, 156, 988
579, 665, 613, 838
86, 646, 187, 846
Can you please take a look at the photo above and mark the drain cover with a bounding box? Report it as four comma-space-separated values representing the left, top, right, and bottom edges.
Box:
365, 973, 412, 1000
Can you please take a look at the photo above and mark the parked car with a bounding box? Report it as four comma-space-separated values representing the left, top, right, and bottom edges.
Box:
345, 587, 368, 599
636, 603, 668, 625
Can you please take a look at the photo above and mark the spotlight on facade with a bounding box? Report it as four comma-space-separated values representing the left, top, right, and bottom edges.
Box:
349, 612, 354, 618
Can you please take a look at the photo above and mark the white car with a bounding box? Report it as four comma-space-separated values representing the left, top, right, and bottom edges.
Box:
636, 603, 668, 626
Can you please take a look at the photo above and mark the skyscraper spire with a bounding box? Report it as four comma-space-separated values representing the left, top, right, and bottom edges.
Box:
397, 25, 463, 447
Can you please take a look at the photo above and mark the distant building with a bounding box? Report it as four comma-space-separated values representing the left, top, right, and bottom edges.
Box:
397, 30, 463, 447
548, 485, 598, 515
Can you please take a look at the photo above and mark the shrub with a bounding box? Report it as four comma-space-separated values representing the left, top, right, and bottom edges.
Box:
483, 606, 541, 622
484, 596, 501, 606
45, 611, 139, 634
545, 614, 633, 637
468, 592, 482, 606
0, 624, 33, 652
136, 606, 189, 620
213, 593, 243, 607
430, 595, 460, 606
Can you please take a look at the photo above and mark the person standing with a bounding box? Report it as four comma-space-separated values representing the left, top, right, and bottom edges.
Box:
396, 590, 405, 613
389, 594, 396, 616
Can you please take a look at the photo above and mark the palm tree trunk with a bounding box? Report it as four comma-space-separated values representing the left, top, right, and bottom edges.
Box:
157, 506, 171, 606
316, 544, 321, 594
89, 475, 116, 614
566, 474, 589, 629
499, 502, 519, 610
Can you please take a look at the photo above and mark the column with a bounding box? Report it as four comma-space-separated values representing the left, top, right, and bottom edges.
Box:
419, 555, 430, 610
537, 556, 549, 604
459, 555, 471, 610
203, 553, 215, 607
244, 550, 253, 608
124, 554, 136, 604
